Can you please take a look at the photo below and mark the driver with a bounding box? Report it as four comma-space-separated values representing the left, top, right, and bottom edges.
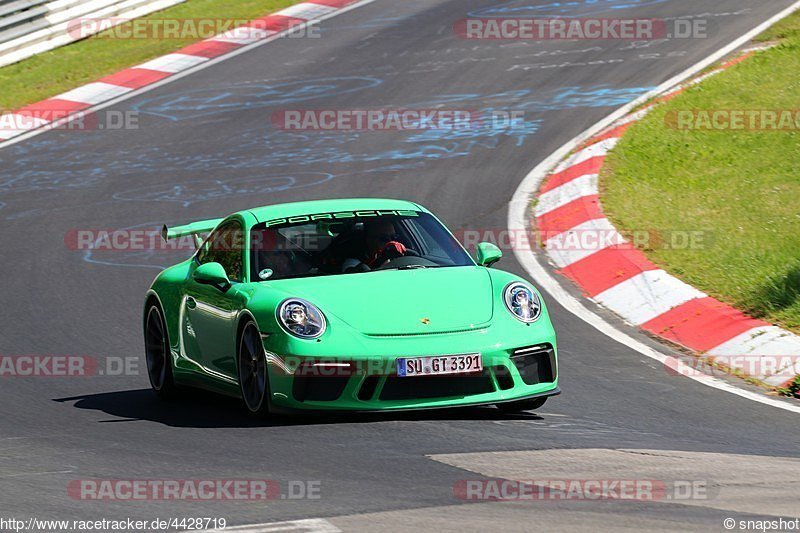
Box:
342, 219, 407, 273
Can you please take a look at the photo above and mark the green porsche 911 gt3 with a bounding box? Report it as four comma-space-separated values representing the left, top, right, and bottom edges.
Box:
143, 198, 559, 415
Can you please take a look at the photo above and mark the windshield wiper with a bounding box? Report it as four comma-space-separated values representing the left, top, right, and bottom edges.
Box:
392, 264, 437, 270
260, 271, 329, 280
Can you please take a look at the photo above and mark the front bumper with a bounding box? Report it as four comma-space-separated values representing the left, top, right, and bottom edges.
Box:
263, 331, 559, 411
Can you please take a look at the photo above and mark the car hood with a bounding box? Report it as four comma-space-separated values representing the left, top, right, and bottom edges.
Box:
271, 266, 494, 335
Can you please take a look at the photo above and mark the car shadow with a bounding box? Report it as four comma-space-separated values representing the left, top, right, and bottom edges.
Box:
53, 388, 544, 428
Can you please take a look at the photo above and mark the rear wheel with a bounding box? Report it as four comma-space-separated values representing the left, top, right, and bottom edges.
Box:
238, 321, 270, 416
144, 304, 178, 399
497, 397, 547, 413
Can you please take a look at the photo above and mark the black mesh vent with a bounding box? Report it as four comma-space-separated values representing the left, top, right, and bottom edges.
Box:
492, 365, 515, 390
358, 375, 381, 401
292, 375, 350, 402
512, 345, 556, 386
379, 370, 494, 400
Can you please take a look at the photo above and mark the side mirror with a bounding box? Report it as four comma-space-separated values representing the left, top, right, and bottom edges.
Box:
476, 242, 502, 268
193, 262, 230, 290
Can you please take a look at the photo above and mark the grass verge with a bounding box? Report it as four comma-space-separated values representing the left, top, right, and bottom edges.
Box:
602, 11, 800, 335
0, 0, 304, 111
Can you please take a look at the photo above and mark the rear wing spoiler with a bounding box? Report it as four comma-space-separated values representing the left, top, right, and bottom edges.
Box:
161, 218, 224, 247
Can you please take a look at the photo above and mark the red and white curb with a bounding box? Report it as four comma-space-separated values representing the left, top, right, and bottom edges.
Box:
0, 0, 365, 142
533, 49, 800, 389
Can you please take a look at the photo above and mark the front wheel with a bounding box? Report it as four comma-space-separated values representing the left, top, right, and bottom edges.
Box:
238, 321, 270, 416
497, 396, 547, 413
144, 303, 178, 399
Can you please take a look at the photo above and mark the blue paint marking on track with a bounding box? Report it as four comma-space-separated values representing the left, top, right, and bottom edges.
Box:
408, 85, 655, 112
81, 220, 193, 270
0, 168, 105, 193
112, 172, 335, 207
0, 84, 652, 220
468, 0, 671, 18
323, 15, 407, 31
130, 77, 384, 121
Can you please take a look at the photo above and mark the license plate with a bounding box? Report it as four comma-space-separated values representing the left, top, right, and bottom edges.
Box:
396, 354, 483, 377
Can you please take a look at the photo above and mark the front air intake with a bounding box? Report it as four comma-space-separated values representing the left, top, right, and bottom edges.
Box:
511, 344, 556, 386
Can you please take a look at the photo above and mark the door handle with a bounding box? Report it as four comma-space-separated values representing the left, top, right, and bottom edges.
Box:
186, 297, 197, 310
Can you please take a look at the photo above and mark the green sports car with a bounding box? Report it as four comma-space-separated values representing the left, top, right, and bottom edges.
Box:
143, 198, 559, 415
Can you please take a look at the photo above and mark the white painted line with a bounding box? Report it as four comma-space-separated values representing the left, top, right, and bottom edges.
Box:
0, 113, 50, 138
508, 0, 800, 414
553, 137, 618, 173
277, 2, 338, 20
212, 518, 340, 533
610, 106, 652, 128
544, 218, 624, 268
0, 0, 378, 149
0, 130, 29, 140
535, 173, 598, 216
0, 130, 33, 141
0, 113, 50, 129
136, 53, 209, 73
593, 270, 705, 326
687, 68, 723, 86
55, 82, 132, 105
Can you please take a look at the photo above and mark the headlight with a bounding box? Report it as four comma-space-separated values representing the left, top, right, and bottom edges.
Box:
503, 282, 541, 323
277, 299, 326, 339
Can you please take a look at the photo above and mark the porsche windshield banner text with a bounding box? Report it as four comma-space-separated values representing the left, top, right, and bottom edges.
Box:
261, 209, 420, 228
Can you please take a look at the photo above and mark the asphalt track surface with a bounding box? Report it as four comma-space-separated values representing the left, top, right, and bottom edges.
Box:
2, 1, 800, 531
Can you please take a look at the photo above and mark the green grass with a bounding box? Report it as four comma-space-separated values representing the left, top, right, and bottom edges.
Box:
0, 0, 303, 111
777, 375, 800, 398
602, 11, 800, 334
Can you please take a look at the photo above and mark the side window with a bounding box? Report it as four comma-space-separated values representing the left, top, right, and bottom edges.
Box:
197, 220, 244, 282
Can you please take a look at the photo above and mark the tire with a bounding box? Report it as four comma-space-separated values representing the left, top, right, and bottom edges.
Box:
144, 303, 178, 399
238, 321, 270, 416
497, 396, 547, 413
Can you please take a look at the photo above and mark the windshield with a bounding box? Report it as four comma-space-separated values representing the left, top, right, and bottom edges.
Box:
250, 211, 473, 281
